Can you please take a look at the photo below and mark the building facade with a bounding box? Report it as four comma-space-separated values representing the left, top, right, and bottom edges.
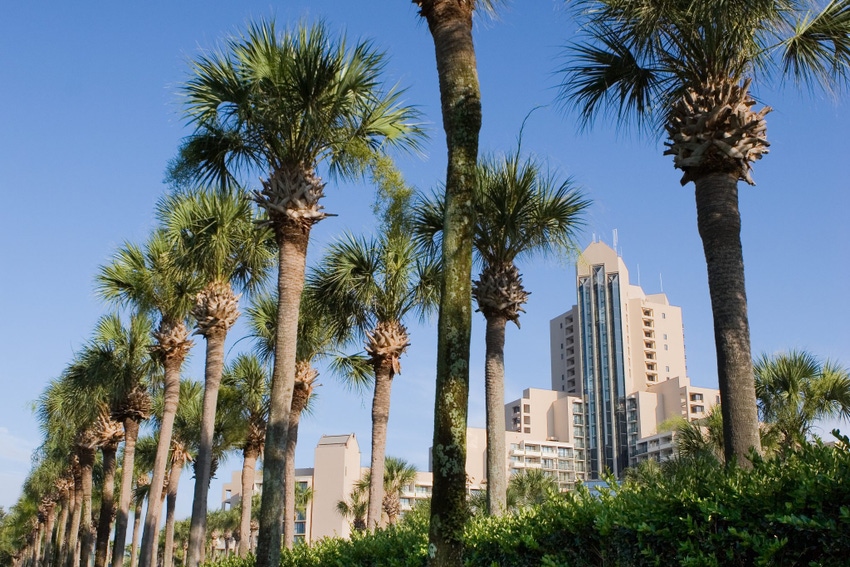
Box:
550, 241, 718, 478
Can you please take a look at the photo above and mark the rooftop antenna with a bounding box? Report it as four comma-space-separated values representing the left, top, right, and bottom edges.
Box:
637, 264, 641, 287
660, 273, 664, 292
612, 228, 618, 252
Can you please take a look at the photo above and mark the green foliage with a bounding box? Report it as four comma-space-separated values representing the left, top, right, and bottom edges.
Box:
201, 439, 850, 567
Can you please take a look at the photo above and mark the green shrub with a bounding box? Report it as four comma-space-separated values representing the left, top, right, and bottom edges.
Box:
204, 439, 850, 567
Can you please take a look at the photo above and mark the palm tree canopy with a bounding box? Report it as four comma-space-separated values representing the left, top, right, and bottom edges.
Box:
97, 231, 201, 325
172, 19, 425, 191
754, 350, 850, 443
306, 231, 440, 345
559, 0, 850, 133
156, 186, 275, 294
414, 147, 588, 272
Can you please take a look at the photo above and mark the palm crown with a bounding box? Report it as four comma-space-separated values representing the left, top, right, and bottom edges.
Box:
560, 0, 850, 183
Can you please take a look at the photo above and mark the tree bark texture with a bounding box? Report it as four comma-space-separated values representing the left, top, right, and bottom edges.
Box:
282, 403, 303, 549
139, 351, 185, 567
112, 418, 139, 567
52, 494, 69, 567
78, 448, 96, 567
484, 315, 508, 515
129, 498, 143, 567
65, 469, 82, 567
41, 504, 56, 567
419, 2, 481, 565
237, 449, 259, 557
694, 172, 762, 465
255, 225, 310, 567
367, 363, 395, 530
94, 444, 118, 567
187, 327, 228, 567
163, 455, 184, 567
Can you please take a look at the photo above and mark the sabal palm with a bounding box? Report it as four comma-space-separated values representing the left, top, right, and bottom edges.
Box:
154, 380, 202, 567
413, 1, 504, 561
559, 0, 850, 465
415, 146, 587, 514
506, 468, 559, 512
355, 456, 418, 526
35, 368, 107, 567
755, 350, 850, 451
245, 293, 342, 548
76, 312, 158, 567
307, 231, 438, 530
157, 186, 272, 566
674, 406, 726, 462
173, 19, 423, 567
218, 354, 269, 557
97, 231, 198, 567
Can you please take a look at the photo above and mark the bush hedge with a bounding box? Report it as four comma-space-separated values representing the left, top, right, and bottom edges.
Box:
208, 439, 850, 567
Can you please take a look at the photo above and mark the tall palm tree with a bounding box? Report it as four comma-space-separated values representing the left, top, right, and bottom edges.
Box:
157, 186, 273, 567
245, 293, 347, 548
336, 487, 368, 534
35, 368, 106, 567
558, 0, 850, 466
218, 355, 268, 557
415, 143, 587, 514
97, 232, 199, 567
412, 1, 503, 562
307, 228, 438, 531
755, 350, 850, 452
172, 20, 423, 567
69, 313, 158, 567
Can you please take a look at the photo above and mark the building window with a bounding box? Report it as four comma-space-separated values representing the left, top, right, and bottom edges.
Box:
524, 427, 531, 434
525, 444, 539, 452
524, 416, 531, 424
666, 366, 670, 372
691, 405, 705, 414
690, 393, 703, 402
513, 405, 520, 414
663, 333, 668, 340
662, 313, 666, 319
664, 344, 668, 351
523, 404, 530, 413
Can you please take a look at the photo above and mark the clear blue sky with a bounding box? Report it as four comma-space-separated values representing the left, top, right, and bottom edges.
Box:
2, 1, 848, 521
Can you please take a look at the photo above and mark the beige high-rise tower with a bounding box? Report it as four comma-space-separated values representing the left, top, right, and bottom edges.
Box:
550, 241, 715, 477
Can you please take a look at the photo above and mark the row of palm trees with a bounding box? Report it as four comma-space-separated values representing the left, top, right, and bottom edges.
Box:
3, 19, 589, 567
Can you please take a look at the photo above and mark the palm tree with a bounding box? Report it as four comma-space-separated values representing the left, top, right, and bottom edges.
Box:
157, 186, 273, 567
351, 456, 418, 527
79, 312, 159, 567
558, 0, 850, 466
307, 227, 438, 531
245, 293, 347, 548
172, 20, 423, 566
415, 142, 587, 514
35, 369, 106, 567
97, 232, 199, 567
755, 350, 850, 452
218, 355, 268, 557
336, 487, 368, 534
506, 469, 559, 512
156, 380, 202, 567
412, 0, 504, 561
674, 406, 725, 462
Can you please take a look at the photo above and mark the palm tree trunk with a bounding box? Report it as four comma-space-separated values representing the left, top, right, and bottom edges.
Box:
237, 448, 258, 557
367, 363, 394, 530
419, 1, 481, 565
139, 346, 185, 567
187, 328, 228, 567
34, 524, 44, 567
694, 172, 761, 465
282, 398, 306, 549
163, 456, 184, 567
78, 447, 96, 567
65, 468, 83, 567
53, 495, 69, 567
484, 314, 508, 515
112, 418, 140, 567
42, 505, 56, 567
256, 224, 310, 567
94, 444, 118, 567
129, 498, 143, 567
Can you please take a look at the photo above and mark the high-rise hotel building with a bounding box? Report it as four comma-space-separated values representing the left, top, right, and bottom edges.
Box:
550, 241, 718, 478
